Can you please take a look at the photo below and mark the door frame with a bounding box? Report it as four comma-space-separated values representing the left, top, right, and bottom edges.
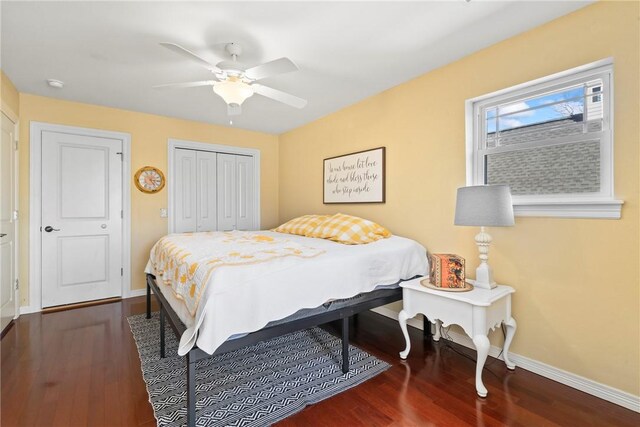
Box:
1, 110, 20, 325
167, 138, 261, 233
28, 122, 131, 313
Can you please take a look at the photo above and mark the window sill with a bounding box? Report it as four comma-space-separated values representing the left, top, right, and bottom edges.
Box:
513, 200, 623, 219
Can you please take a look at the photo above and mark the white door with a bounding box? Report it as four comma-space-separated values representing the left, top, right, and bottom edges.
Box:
174, 148, 197, 233
235, 155, 254, 231
41, 131, 123, 308
196, 150, 217, 232
173, 149, 217, 233
217, 153, 237, 231
1, 113, 17, 331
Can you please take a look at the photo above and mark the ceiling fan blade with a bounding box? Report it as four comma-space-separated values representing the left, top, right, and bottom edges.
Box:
153, 80, 217, 89
252, 84, 307, 109
160, 42, 221, 73
227, 104, 242, 116
244, 58, 299, 81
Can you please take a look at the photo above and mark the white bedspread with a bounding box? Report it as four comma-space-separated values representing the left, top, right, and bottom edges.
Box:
145, 231, 428, 355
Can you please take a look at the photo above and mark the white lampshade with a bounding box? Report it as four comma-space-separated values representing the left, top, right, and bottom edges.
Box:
213, 80, 254, 106
454, 185, 514, 227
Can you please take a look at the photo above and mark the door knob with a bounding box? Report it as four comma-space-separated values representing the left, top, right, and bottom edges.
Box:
44, 226, 60, 232
0, 233, 6, 238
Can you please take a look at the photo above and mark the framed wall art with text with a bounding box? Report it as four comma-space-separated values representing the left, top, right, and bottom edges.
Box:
323, 147, 385, 204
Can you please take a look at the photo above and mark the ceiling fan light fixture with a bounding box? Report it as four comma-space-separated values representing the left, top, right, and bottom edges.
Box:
213, 80, 254, 106
158, 42, 306, 114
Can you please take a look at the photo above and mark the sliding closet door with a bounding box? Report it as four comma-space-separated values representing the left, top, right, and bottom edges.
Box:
174, 148, 197, 233
196, 151, 217, 232
235, 155, 254, 231
216, 153, 237, 231
174, 148, 255, 233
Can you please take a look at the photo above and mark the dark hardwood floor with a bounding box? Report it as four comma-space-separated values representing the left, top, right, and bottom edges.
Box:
1, 297, 638, 426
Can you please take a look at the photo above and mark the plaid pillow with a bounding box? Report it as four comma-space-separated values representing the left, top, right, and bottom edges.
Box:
273, 214, 330, 237
308, 213, 391, 244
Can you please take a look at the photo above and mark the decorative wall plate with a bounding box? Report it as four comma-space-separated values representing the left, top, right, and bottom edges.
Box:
134, 166, 165, 194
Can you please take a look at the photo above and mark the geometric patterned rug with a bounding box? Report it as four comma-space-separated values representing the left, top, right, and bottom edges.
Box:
128, 313, 390, 427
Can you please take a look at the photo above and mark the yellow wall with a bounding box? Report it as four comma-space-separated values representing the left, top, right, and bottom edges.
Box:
1, 70, 20, 119
279, 1, 639, 395
18, 94, 279, 304
7, 0, 638, 397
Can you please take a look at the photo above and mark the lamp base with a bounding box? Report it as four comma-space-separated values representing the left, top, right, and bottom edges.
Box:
466, 279, 497, 290
474, 233, 497, 290
471, 279, 497, 290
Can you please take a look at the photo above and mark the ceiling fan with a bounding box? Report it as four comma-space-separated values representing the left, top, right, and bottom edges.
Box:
155, 42, 307, 116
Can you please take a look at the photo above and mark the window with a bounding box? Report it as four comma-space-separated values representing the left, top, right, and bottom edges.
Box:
465, 59, 622, 219
591, 86, 602, 103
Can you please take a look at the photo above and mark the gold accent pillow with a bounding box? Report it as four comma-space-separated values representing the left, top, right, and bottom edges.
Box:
273, 214, 330, 237
308, 213, 391, 244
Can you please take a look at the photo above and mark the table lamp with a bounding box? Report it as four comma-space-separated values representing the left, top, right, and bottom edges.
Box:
454, 185, 514, 289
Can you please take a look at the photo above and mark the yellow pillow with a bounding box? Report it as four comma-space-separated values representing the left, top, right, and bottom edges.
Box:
273, 214, 330, 237
308, 213, 391, 244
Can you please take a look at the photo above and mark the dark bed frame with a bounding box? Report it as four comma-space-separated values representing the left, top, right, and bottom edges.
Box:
146, 273, 428, 427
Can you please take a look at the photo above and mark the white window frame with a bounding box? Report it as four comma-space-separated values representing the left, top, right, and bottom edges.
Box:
465, 58, 623, 219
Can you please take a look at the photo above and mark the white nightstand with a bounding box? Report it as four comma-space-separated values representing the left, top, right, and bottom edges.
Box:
398, 277, 517, 397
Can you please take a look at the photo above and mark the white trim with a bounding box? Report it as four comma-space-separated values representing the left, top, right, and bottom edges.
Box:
370, 306, 640, 412
464, 100, 475, 187
19, 286, 147, 314
20, 286, 147, 313
464, 58, 621, 219
29, 122, 132, 311
1, 99, 18, 124
121, 136, 132, 298
124, 288, 148, 298
371, 306, 418, 327
18, 305, 40, 315
514, 199, 623, 219
167, 138, 261, 233
467, 58, 613, 106
13, 118, 19, 319
2, 112, 20, 321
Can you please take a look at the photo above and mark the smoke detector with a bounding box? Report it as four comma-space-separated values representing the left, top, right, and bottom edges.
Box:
46, 79, 64, 88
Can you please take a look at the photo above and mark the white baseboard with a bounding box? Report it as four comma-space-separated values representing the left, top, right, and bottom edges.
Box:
124, 288, 148, 298
19, 305, 40, 315
19, 288, 149, 315
370, 306, 640, 413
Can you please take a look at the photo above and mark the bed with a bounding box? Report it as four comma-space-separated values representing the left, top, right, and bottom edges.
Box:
145, 230, 428, 427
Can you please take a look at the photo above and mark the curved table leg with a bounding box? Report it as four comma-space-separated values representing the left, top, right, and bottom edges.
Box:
399, 310, 411, 359
503, 317, 517, 370
473, 334, 490, 397
433, 319, 442, 342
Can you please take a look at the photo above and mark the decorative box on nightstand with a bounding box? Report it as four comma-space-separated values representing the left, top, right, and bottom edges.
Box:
398, 277, 517, 398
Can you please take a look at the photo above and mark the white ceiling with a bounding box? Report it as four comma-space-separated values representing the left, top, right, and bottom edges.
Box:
1, 1, 591, 134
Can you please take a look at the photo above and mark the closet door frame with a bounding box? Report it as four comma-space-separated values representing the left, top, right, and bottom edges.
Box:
167, 139, 261, 233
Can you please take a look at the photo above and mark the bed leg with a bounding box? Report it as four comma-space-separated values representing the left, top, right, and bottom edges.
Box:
159, 308, 166, 359
342, 317, 349, 374
187, 351, 197, 427
423, 315, 432, 339
146, 279, 151, 319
